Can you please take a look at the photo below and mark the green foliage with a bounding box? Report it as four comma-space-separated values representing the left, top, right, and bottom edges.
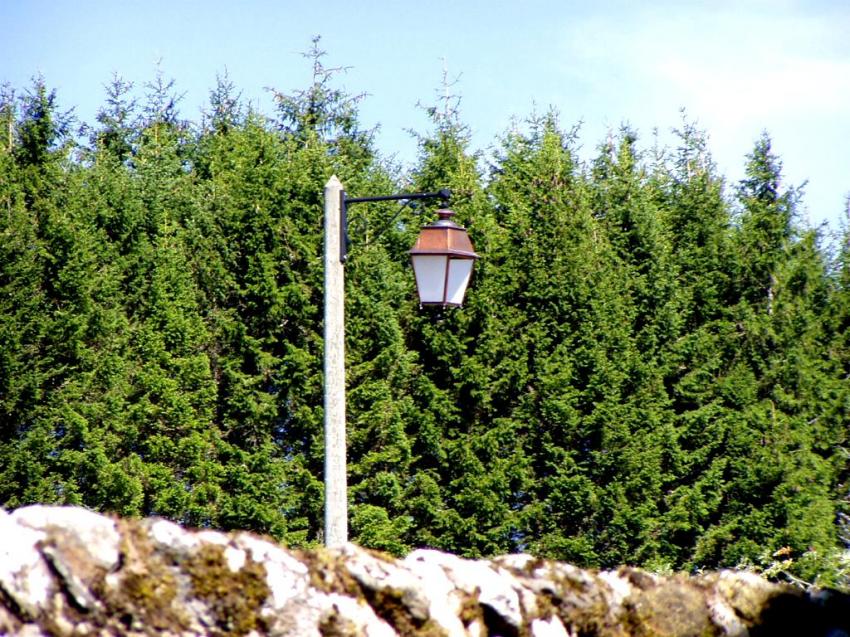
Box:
0, 57, 847, 588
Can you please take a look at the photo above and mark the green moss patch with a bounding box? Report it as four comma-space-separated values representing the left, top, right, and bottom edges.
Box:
295, 549, 362, 598
623, 581, 719, 637
93, 520, 188, 633
360, 586, 447, 637
184, 544, 271, 636
318, 605, 361, 637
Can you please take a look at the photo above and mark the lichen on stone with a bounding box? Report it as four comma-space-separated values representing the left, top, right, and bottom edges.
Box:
95, 519, 188, 634
360, 585, 447, 637
183, 543, 271, 636
318, 604, 361, 637
623, 578, 719, 637
296, 548, 363, 598
457, 587, 483, 628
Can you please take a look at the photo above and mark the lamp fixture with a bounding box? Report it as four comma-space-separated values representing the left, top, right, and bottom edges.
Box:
341, 188, 479, 308
409, 209, 479, 307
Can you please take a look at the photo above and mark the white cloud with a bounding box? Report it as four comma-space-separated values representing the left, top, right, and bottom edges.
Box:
554, 2, 850, 227
659, 55, 850, 126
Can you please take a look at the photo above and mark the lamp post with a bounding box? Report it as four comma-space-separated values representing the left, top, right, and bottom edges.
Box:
322, 175, 478, 547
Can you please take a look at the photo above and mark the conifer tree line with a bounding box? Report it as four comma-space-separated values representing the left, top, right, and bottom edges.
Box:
1, 49, 849, 585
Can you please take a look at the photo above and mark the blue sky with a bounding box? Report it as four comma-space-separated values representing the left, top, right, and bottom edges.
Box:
3, 0, 849, 233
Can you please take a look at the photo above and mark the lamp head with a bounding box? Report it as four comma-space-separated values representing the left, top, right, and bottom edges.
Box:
409, 209, 479, 307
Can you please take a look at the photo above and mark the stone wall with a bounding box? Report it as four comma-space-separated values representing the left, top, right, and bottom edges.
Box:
1, 506, 848, 636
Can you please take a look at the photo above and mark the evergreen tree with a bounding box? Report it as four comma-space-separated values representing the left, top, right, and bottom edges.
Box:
0, 78, 78, 507
0, 64, 846, 585
91, 73, 137, 164
831, 205, 850, 574
586, 129, 682, 566
733, 133, 797, 310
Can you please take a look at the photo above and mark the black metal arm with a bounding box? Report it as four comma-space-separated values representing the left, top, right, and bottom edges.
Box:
339, 188, 452, 262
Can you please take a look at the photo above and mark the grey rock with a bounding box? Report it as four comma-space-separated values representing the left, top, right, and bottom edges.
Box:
0, 505, 848, 636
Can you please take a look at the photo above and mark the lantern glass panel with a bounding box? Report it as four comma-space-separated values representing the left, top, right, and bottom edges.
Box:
411, 254, 448, 304
445, 258, 474, 306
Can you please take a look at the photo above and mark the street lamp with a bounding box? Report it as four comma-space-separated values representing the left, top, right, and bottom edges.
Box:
322, 175, 478, 547
409, 209, 479, 307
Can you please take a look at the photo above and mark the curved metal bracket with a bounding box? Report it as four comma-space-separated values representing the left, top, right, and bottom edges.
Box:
340, 188, 452, 263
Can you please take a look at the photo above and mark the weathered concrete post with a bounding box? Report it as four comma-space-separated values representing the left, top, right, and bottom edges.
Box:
323, 175, 347, 547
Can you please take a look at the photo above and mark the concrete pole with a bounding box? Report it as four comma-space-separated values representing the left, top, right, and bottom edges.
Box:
323, 175, 347, 547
